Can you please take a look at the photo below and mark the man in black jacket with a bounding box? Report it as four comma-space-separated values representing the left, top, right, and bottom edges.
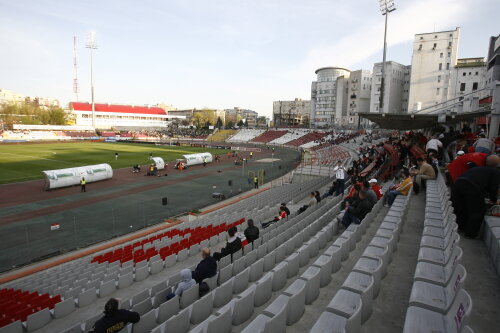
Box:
192, 248, 217, 284
213, 226, 242, 261
341, 190, 372, 228
451, 166, 500, 238
89, 298, 140, 333
244, 219, 260, 243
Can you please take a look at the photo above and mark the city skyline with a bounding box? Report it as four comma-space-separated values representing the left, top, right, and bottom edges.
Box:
0, 0, 498, 117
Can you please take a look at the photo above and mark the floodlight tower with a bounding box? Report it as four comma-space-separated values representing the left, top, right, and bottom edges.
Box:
86, 32, 98, 128
378, 0, 396, 112
73, 36, 80, 101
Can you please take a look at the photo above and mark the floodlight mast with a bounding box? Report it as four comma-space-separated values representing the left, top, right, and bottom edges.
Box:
378, 0, 396, 112
86, 32, 98, 129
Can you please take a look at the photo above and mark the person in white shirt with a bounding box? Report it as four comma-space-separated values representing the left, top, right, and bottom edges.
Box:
334, 161, 346, 196
426, 135, 443, 155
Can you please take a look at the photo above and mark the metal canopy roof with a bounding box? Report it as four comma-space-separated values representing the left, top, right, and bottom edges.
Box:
358, 110, 492, 130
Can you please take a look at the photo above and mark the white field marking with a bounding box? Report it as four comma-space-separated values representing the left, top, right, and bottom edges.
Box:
0, 152, 79, 165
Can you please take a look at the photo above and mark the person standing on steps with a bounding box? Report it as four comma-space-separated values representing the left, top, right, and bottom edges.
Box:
80, 177, 86, 192
334, 161, 346, 196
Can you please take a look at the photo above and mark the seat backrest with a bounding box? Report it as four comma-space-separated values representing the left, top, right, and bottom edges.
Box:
445, 289, 473, 333
445, 264, 467, 301
157, 295, 179, 324
164, 307, 190, 333
180, 285, 199, 309
54, 297, 76, 319
132, 289, 150, 306
26, 308, 51, 331
233, 267, 250, 294
132, 309, 156, 333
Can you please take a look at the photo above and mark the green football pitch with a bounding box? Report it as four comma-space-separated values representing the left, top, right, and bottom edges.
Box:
0, 142, 229, 184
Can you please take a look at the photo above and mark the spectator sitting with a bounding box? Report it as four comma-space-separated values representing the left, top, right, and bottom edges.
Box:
244, 219, 260, 243
341, 190, 372, 229
89, 298, 140, 333
368, 179, 383, 200
167, 268, 197, 300
342, 183, 362, 209
213, 226, 242, 261
473, 133, 495, 155
411, 157, 436, 194
281, 203, 290, 216
363, 181, 378, 206
314, 190, 322, 203
192, 248, 217, 284
322, 181, 337, 199
384, 170, 413, 207
298, 192, 317, 214
262, 207, 287, 228
132, 164, 141, 173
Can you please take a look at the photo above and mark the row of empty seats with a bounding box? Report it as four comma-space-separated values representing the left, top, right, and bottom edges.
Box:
286, 132, 329, 147
403, 175, 474, 333
250, 130, 288, 143
483, 215, 500, 277
226, 129, 265, 143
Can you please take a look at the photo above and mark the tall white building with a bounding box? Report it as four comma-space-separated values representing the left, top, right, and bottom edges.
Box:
273, 98, 311, 127
345, 70, 372, 127
311, 67, 351, 128
408, 28, 460, 112
449, 58, 487, 113
370, 61, 409, 114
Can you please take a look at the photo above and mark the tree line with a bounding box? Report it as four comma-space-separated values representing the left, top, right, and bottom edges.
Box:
0, 103, 68, 128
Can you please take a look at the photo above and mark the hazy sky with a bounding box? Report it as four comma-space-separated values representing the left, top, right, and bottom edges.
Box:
0, 0, 498, 117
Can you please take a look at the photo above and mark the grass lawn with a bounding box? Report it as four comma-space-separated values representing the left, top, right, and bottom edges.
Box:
0, 142, 229, 184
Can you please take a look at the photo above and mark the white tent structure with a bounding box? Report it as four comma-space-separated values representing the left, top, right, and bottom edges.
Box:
42, 164, 113, 190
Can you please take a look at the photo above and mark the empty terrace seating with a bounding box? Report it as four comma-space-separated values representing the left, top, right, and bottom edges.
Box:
484, 215, 500, 277
250, 130, 288, 143
403, 174, 474, 333
226, 129, 264, 143
268, 130, 310, 145
286, 132, 328, 147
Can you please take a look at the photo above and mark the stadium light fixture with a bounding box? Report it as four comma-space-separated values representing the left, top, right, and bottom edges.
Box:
86, 32, 98, 129
378, 0, 396, 111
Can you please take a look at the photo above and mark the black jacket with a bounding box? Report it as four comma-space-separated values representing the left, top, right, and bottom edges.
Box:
192, 256, 217, 283
458, 166, 500, 202
89, 310, 140, 333
244, 225, 260, 243
348, 198, 372, 220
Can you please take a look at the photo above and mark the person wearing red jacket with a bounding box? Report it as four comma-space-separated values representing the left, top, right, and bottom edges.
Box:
368, 179, 383, 200
447, 152, 489, 182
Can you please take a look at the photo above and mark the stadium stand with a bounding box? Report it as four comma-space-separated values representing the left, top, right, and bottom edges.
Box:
286, 132, 329, 147
207, 130, 237, 142
269, 129, 310, 145
250, 131, 288, 143
226, 129, 265, 143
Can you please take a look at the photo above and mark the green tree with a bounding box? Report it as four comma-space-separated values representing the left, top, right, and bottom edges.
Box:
237, 119, 244, 127
215, 117, 223, 129
226, 120, 234, 129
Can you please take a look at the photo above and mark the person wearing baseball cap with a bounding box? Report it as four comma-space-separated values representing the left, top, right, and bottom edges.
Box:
368, 178, 383, 200
457, 150, 465, 157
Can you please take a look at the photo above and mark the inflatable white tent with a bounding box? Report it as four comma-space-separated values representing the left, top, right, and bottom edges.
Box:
182, 152, 213, 166
42, 164, 113, 190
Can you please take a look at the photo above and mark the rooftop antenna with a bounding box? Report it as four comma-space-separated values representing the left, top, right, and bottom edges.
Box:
73, 36, 80, 101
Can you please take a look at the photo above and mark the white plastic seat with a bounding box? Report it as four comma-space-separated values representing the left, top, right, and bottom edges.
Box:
341, 272, 374, 323
0, 321, 23, 333
414, 259, 464, 287
255, 272, 273, 306
157, 294, 179, 324
301, 266, 321, 304
326, 289, 362, 333
180, 284, 199, 309
312, 255, 334, 287
98, 279, 116, 298
271, 261, 288, 291
77, 287, 97, 307
214, 278, 234, 308
263, 252, 276, 272
26, 308, 51, 332
131, 298, 152, 316
132, 309, 156, 333
246, 249, 257, 267
233, 267, 250, 294
164, 254, 176, 268
333, 237, 349, 261
283, 278, 307, 325
284, 252, 300, 278
418, 244, 462, 267
352, 257, 383, 298
150, 259, 164, 275
191, 293, 214, 324
118, 273, 133, 289
177, 248, 189, 262
218, 264, 232, 285
164, 307, 190, 333
403, 289, 472, 333
410, 264, 467, 314
309, 311, 348, 333
53, 297, 76, 319
224, 285, 255, 325
250, 258, 264, 282
324, 245, 342, 273
232, 256, 246, 276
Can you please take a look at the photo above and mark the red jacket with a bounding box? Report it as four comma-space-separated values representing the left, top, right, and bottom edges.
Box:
447, 152, 487, 181
371, 184, 383, 200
